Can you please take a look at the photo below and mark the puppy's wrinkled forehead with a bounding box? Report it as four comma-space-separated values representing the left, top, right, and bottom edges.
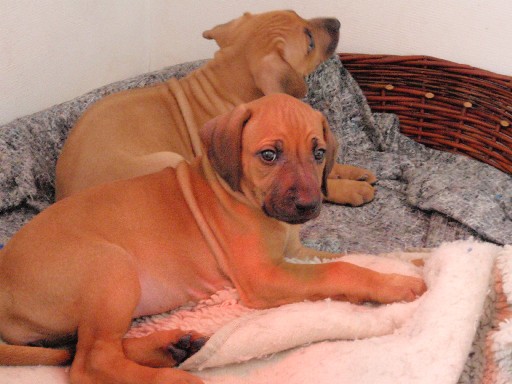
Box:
243, 95, 324, 144
255, 10, 306, 27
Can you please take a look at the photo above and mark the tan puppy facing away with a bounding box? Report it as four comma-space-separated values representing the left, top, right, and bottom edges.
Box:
55, 10, 376, 206
0, 95, 425, 384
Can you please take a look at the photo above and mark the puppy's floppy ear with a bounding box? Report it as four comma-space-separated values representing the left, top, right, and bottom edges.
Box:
252, 47, 308, 98
320, 115, 339, 197
200, 105, 252, 191
202, 12, 252, 48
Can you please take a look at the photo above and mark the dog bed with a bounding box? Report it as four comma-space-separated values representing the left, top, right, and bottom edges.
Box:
0, 54, 511, 383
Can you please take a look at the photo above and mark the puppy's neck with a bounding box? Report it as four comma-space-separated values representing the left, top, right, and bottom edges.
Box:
184, 155, 288, 231
176, 156, 291, 280
193, 155, 256, 209
208, 49, 264, 99
179, 52, 264, 128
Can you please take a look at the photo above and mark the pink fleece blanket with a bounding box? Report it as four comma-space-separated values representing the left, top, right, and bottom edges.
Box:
2, 240, 509, 384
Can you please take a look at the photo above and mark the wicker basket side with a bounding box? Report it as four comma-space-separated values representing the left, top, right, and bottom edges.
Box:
339, 53, 512, 174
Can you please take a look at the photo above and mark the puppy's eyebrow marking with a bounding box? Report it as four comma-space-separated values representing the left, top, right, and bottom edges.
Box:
312, 137, 324, 151
257, 139, 283, 157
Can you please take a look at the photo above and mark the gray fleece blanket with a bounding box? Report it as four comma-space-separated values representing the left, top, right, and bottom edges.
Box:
0, 56, 511, 251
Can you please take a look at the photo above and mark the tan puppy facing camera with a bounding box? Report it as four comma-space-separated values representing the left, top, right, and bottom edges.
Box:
0, 95, 425, 384
55, 10, 376, 206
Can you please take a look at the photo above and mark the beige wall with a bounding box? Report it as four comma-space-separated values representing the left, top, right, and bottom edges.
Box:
1, 0, 511, 125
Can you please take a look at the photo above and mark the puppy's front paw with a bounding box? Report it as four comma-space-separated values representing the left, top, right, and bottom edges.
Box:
325, 179, 375, 206
328, 164, 377, 184
376, 274, 427, 304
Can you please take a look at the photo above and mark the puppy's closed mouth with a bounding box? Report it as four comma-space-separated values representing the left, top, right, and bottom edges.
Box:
262, 203, 321, 225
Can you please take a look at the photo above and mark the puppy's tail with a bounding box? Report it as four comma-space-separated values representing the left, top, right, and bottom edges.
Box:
0, 344, 72, 366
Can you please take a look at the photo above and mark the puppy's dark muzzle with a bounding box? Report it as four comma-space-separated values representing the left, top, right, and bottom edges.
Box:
324, 18, 341, 36
263, 195, 322, 225
318, 18, 341, 56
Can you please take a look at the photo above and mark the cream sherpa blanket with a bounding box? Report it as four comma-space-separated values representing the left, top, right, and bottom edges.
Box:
2, 239, 510, 384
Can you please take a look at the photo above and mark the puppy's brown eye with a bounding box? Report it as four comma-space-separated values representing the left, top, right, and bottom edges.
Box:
260, 149, 278, 163
305, 28, 315, 54
314, 148, 326, 162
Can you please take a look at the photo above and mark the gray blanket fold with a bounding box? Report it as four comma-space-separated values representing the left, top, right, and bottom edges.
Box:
1, 56, 511, 250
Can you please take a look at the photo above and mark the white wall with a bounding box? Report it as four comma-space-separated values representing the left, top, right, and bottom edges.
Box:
1, 0, 511, 125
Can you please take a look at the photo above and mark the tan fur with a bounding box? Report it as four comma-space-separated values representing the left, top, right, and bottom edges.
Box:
55, 10, 375, 206
0, 95, 425, 383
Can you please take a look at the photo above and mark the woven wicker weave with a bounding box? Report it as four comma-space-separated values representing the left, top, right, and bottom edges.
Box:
339, 53, 512, 174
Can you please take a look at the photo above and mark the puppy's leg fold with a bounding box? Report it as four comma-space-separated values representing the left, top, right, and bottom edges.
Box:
70, 262, 202, 384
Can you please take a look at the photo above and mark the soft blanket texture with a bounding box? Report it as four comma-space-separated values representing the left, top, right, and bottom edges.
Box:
1, 55, 511, 382
181, 240, 499, 383
1, 56, 511, 248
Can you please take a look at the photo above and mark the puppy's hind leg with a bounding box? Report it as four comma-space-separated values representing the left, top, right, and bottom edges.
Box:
117, 151, 187, 183
70, 262, 202, 384
136, 152, 187, 171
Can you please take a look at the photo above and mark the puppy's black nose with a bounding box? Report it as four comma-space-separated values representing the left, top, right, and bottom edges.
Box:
295, 199, 320, 215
